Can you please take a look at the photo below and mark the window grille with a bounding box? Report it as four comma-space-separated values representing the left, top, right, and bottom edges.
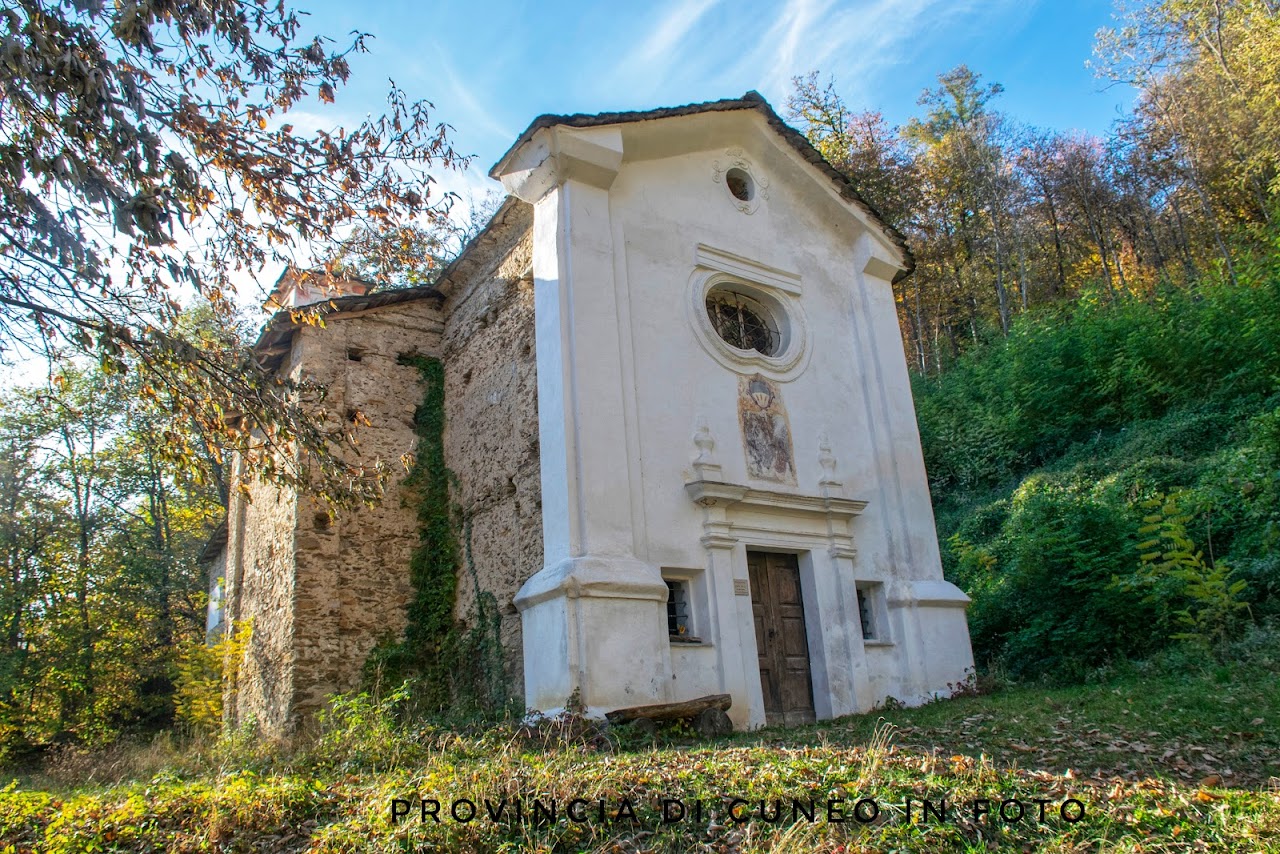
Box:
705, 290, 780, 355
857, 587, 876, 640
667, 580, 690, 637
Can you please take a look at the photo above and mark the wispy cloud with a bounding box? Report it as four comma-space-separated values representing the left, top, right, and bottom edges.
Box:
633, 0, 723, 67
721, 0, 1037, 107
608, 0, 723, 93
758, 0, 838, 93
433, 164, 503, 210
435, 50, 516, 144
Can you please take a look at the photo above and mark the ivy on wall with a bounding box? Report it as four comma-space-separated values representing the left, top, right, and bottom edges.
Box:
364, 354, 508, 716
365, 355, 458, 710
455, 518, 509, 713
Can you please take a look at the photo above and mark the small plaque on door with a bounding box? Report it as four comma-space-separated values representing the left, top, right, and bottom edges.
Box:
733, 578, 749, 596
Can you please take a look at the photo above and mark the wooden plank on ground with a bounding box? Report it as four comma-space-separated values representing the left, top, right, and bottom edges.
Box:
605, 693, 732, 724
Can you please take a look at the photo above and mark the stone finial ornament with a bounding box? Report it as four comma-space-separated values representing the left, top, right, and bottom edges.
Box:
692, 416, 722, 480
818, 431, 841, 491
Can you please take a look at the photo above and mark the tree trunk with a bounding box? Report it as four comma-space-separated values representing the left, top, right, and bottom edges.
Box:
1046, 192, 1067, 297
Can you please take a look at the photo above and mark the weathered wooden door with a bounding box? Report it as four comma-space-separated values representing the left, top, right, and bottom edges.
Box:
748, 551, 815, 726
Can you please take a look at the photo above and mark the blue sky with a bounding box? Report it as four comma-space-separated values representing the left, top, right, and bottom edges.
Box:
2, 1, 1140, 385
295, 0, 1136, 203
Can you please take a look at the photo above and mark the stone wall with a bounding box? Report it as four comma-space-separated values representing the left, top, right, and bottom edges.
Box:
225, 297, 445, 733
225, 199, 542, 732
440, 202, 541, 698
287, 300, 445, 721
224, 443, 301, 734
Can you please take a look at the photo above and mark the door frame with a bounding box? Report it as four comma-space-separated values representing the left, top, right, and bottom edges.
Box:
683, 478, 873, 729
748, 548, 818, 725
740, 544, 833, 724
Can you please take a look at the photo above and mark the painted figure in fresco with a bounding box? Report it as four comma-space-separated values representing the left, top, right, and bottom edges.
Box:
739, 374, 796, 485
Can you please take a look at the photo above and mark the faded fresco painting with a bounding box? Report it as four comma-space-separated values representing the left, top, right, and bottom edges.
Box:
738, 374, 797, 485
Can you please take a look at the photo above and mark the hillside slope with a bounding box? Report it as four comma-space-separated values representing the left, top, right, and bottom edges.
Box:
2, 643, 1278, 852
915, 265, 1280, 681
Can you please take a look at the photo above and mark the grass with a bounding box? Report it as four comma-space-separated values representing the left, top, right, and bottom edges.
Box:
2, 647, 1279, 853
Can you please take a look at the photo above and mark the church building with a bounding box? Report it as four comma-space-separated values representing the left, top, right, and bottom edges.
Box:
205, 92, 975, 735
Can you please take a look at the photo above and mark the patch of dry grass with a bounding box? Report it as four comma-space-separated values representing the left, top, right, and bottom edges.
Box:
3, 656, 1278, 852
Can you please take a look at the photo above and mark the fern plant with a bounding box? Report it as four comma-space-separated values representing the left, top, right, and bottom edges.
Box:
1133, 493, 1251, 649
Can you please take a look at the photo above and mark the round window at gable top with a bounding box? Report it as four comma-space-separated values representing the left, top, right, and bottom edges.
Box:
706, 288, 781, 356
724, 167, 754, 202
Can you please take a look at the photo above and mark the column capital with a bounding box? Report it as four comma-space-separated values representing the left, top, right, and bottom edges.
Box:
496, 125, 624, 202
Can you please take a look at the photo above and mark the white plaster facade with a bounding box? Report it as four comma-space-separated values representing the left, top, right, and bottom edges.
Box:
494, 95, 975, 729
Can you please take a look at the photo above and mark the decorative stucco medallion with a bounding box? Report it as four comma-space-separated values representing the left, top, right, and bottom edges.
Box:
712, 149, 770, 214
738, 373, 796, 485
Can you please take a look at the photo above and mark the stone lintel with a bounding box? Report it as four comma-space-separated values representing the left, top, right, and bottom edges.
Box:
684, 479, 869, 521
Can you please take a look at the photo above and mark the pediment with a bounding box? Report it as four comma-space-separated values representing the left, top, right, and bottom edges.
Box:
490, 93, 911, 279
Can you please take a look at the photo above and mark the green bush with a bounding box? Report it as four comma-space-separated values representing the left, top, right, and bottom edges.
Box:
950, 478, 1159, 682
173, 620, 251, 733
1124, 493, 1251, 648
916, 268, 1280, 494
923, 260, 1280, 681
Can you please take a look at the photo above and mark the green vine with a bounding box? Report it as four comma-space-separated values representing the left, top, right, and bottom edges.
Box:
364, 354, 509, 716
364, 354, 458, 710
453, 518, 509, 712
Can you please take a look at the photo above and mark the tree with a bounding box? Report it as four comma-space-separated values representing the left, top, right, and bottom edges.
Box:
0, 364, 222, 756
787, 74, 927, 367
792, 17, 1279, 375
1095, 0, 1280, 281
330, 191, 505, 288
0, 1, 466, 505
906, 66, 1020, 336
0, 410, 55, 751
787, 74, 919, 231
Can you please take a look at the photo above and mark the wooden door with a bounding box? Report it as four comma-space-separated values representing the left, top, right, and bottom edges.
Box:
748, 551, 815, 726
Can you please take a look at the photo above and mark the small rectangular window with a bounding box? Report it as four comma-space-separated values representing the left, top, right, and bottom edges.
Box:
666, 579, 690, 638
856, 581, 887, 643
662, 569, 706, 644
857, 587, 875, 640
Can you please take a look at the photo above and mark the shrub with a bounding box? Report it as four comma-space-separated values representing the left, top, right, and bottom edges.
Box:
926, 262, 1280, 681
174, 620, 251, 733
1125, 493, 1252, 648
954, 479, 1157, 682
916, 270, 1280, 494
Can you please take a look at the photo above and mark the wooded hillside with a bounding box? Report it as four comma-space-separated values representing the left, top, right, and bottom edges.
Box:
787, 0, 1280, 684
788, 1, 1278, 374
1, 0, 1277, 762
